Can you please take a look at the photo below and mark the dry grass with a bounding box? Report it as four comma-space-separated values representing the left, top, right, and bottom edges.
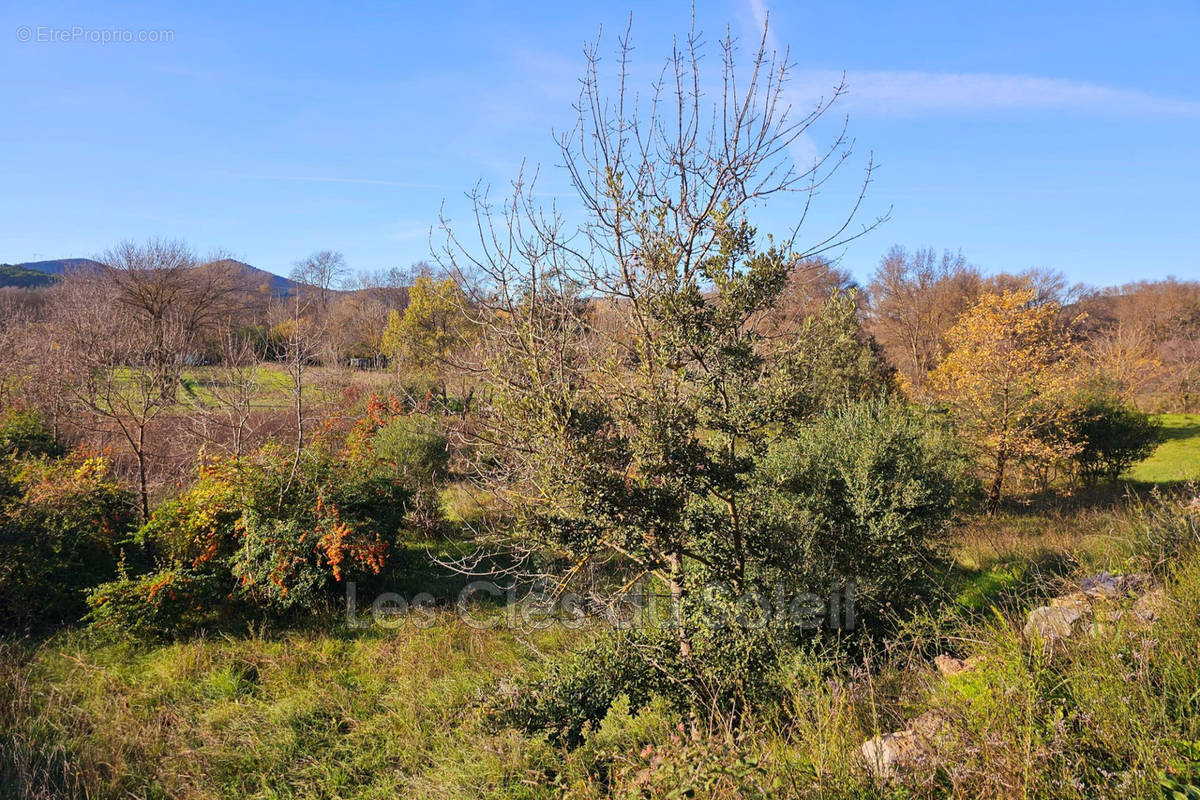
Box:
3, 495, 1198, 799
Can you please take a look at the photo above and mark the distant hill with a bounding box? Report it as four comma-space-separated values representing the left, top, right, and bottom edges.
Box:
213, 259, 298, 295
0, 264, 58, 288
16, 258, 105, 277
13, 257, 299, 295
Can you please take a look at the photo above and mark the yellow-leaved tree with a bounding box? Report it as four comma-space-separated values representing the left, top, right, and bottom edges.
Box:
381, 273, 473, 405
930, 288, 1081, 508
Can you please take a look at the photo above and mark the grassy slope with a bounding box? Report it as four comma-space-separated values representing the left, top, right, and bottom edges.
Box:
3, 450, 1199, 799
4, 499, 1199, 799
1126, 413, 1200, 484
1, 623, 579, 799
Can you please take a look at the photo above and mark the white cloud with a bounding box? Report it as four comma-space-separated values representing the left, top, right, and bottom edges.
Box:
748, 0, 1198, 119
790, 70, 1200, 118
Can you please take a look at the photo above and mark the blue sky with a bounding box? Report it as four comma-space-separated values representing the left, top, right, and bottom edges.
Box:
2, 0, 1198, 287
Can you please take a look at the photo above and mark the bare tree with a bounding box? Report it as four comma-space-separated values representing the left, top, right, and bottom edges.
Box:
866, 246, 982, 395
49, 269, 189, 520
268, 293, 323, 490
0, 290, 45, 414
290, 250, 349, 312
98, 240, 245, 392
1081, 277, 1200, 410
354, 265, 412, 311
183, 329, 266, 458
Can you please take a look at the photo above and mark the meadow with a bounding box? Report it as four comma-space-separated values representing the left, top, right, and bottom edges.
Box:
3, 466, 1198, 799
1127, 414, 1200, 484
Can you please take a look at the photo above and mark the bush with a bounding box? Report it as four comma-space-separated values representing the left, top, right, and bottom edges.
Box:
0, 451, 135, 629
1062, 394, 1161, 484
495, 629, 671, 747
361, 397, 451, 534
501, 400, 970, 745
753, 399, 973, 628
0, 411, 63, 459
85, 566, 228, 639
87, 444, 413, 638
372, 414, 450, 484
496, 609, 792, 747
564, 694, 774, 798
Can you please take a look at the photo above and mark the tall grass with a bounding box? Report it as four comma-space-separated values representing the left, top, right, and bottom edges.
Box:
3, 494, 1198, 799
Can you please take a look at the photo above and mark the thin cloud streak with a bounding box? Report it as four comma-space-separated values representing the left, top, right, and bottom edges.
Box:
224, 172, 579, 200
748, 0, 1198, 119
745, 0, 819, 166
791, 70, 1200, 118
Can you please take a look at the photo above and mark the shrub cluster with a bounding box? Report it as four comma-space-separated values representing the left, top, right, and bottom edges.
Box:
1060, 392, 1162, 485
500, 399, 973, 743
83, 403, 450, 639
0, 414, 133, 630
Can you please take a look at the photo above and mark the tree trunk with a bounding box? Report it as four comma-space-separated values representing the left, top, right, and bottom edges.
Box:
666, 550, 691, 658
136, 426, 150, 522
988, 451, 1006, 513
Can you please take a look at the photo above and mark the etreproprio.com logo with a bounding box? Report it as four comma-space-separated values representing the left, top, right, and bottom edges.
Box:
16, 26, 175, 44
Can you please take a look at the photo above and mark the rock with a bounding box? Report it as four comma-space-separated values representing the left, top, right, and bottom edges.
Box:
1080, 571, 1151, 599
909, 709, 951, 740
1049, 591, 1091, 609
1026, 572, 1161, 646
861, 729, 922, 779
1024, 604, 1091, 643
861, 710, 950, 779
1133, 587, 1168, 623
1080, 572, 1121, 599
933, 654, 979, 677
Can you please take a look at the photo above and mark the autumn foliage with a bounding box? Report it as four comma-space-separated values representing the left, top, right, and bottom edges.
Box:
930, 289, 1082, 507
86, 431, 412, 637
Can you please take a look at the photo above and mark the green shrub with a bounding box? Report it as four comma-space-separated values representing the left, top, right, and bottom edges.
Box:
494, 628, 672, 747
753, 399, 973, 629
87, 444, 413, 638
1062, 393, 1162, 484
501, 400, 970, 745
0, 411, 63, 459
372, 414, 450, 484
565, 694, 774, 798
0, 451, 135, 629
364, 401, 451, 534
495, 612, 791, 747
84, 566, 229, 639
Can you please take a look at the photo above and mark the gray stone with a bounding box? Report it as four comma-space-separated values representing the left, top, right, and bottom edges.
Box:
1024, 604, 1091, 643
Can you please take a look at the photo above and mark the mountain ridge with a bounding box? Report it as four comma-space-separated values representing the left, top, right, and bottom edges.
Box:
7, 258, 298, 294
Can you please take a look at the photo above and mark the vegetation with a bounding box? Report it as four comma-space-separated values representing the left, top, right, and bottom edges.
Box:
929, 288, 1081, 508
1127, 414, 1200, 484
0, 265, 55, 290
0, 446, 134, 630
0, 16, 1198, 800
1061, 393, 1162, 485
3, 495, 1199, 799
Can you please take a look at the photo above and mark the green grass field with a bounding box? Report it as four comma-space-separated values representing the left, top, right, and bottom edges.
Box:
1125, 413, 1200, 484
5, 502, 1200, 799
